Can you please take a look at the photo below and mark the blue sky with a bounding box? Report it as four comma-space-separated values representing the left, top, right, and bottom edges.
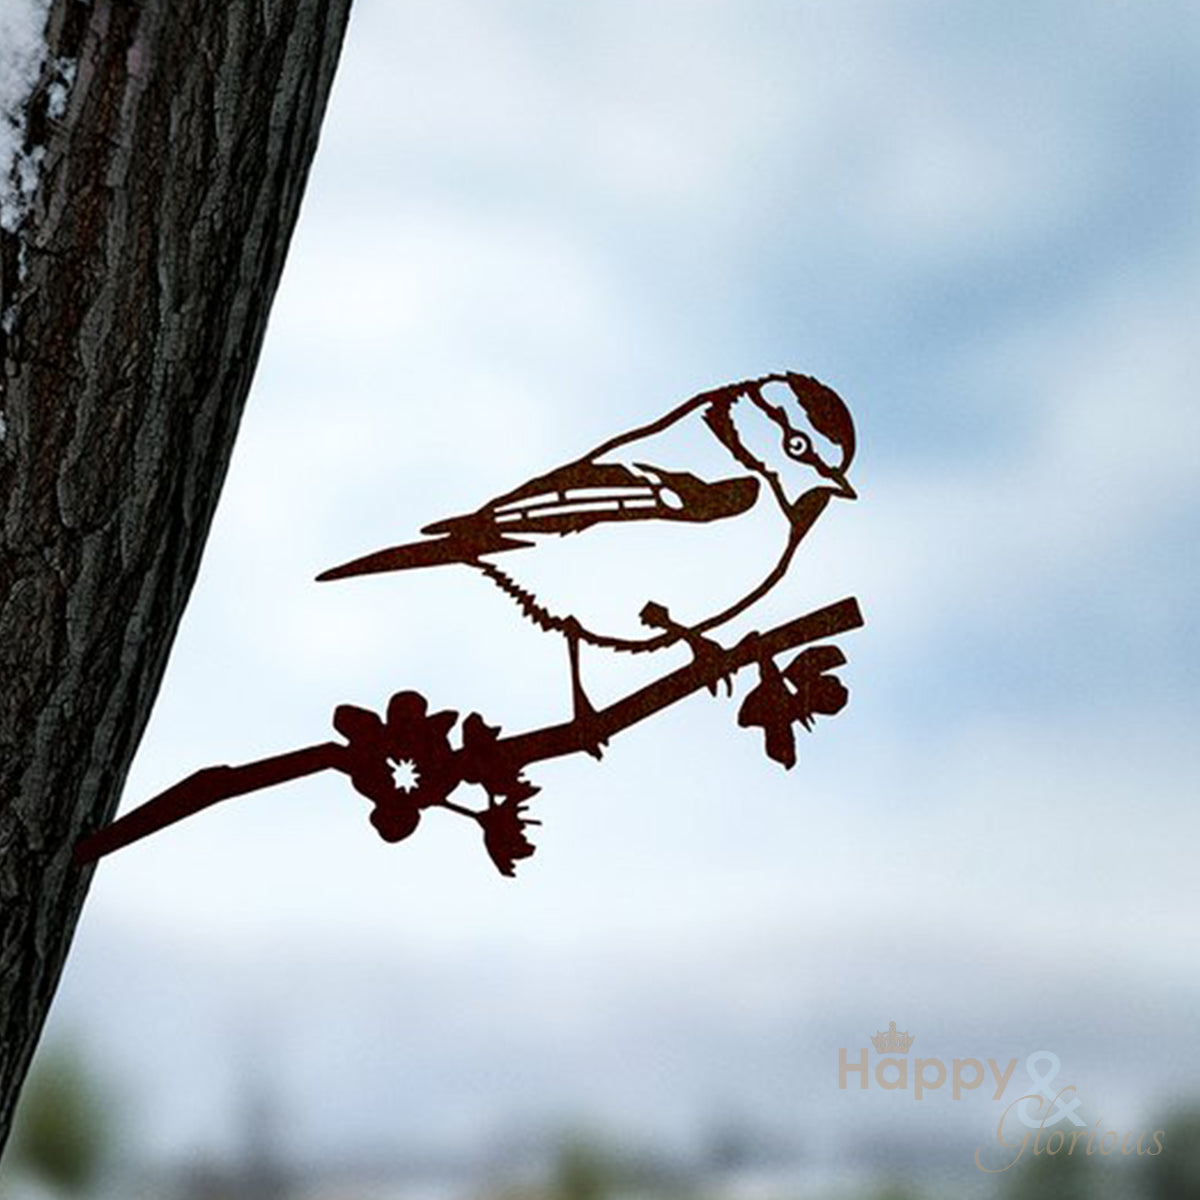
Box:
39, 0, 1200, 1176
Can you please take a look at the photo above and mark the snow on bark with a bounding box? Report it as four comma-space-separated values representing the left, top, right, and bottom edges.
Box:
0, 0, 53, 232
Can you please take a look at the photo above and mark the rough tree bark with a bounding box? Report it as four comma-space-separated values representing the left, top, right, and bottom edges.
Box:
0, 0, 354, 1151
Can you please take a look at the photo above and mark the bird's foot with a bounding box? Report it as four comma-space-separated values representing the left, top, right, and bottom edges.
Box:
689, 636, 736, 697
640, 602, 734, 696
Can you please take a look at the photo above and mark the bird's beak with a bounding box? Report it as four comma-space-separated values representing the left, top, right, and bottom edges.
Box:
823, 467, 857, 500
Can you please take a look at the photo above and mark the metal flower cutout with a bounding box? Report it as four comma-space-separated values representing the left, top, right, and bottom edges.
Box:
476, 795, 540, 877
334, 692, 460, 843
330, 694, 543, 872
737, 645, 850, 769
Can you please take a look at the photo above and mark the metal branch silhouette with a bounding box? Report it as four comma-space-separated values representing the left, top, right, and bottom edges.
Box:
75, 598, 862, 875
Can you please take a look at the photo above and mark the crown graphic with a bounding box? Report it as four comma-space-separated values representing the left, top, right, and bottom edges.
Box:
871, 1021, 914, 1054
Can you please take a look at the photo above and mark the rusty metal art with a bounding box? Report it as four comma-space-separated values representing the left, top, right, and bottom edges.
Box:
75, 372, 864, 875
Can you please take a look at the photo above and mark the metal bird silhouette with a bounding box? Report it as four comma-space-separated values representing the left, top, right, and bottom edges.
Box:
319, 371, 857, 736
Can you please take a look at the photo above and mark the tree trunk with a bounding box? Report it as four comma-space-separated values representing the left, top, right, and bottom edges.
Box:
0, 0, 354, 1151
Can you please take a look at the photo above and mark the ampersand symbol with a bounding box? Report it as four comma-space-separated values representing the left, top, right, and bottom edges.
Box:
1016, 1050, 1086, 1128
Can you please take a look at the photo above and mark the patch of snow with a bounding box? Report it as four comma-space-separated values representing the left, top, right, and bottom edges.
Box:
46, 55, 76, 119
0, 0, 53, 232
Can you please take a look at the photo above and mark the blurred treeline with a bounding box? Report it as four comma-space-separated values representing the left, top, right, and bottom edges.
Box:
1, 1042, 1198, 1200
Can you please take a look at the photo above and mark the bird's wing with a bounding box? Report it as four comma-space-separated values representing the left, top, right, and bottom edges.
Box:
422, 459, 760, 538
318, 459, 758, 582
318, 392, 758, 582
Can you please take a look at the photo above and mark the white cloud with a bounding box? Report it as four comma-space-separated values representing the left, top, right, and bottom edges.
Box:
275, 206, 636, 370
831, 260, 1198, 650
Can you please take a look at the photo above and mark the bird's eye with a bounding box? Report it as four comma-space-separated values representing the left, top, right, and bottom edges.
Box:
785, 432, 811, 461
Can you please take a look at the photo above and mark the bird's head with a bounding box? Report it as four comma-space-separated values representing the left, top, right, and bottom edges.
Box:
729, 373, 857, 514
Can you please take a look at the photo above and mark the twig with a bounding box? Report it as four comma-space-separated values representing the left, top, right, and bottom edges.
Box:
504, 596, 862, 764
74, 743, 346, 864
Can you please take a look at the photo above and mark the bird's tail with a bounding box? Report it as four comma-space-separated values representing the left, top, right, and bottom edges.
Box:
316, 531, 533, 581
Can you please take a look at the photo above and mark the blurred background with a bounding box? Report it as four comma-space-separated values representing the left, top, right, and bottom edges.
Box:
3, 0, 1198, 1196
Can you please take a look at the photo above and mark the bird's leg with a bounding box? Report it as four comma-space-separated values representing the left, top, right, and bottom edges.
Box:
640, 602, 736, 696
565, 619, 607, 760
